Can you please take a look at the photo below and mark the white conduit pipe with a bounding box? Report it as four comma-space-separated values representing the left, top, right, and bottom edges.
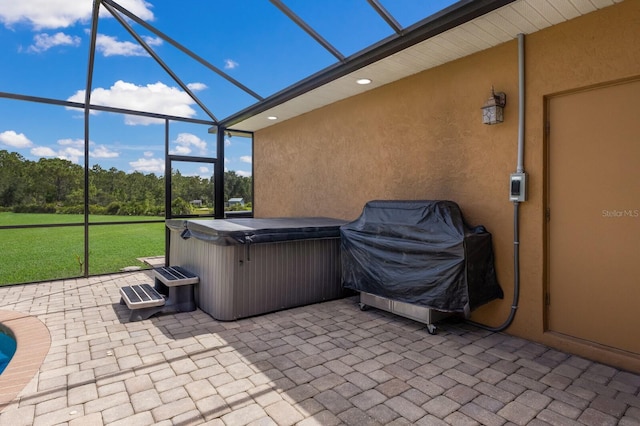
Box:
470, 33, 525, 332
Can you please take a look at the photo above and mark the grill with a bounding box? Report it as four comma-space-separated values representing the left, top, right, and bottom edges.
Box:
341, 200, 503, 333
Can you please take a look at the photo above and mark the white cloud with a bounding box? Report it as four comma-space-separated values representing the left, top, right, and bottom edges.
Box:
45, 138, 118, 159
177, 132, 206, 150
91, 145, 118, 158
30, 143, 84, 164
0, 130, 33, 148
240, 156, 252, 164
187, 82, 207, 91
96, 34, 144, 57
0, 0, 154, 30
236, 170, 252, 177
116, 0, 155, 21
129, 157, 164, 173
58, 138, 83, 147
27, 138, 118, 164
0, 2, 92, 29
169, 132, 207, 155
58, 146, 83, 163
67, 80, 198, 125
28, 32, 81, 53
198, 166, 210, 174
224, 59, 239, 70
95, 34, 162, 57
30, 146, 56, 157
171, 145, 191, 155
142, 35, 162, 46
143, 151, 153, 157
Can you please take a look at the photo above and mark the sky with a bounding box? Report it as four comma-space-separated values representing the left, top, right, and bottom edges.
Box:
0, 0, 457, 178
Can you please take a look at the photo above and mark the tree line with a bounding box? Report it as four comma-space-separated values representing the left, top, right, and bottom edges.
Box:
0, 150, 252, 216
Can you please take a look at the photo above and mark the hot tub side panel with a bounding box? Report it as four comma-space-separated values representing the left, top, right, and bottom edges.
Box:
169, 231, 239, 320
170, 230, 343, 320
234, 238, 343, 319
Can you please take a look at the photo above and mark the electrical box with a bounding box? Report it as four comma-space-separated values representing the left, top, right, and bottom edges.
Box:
510, 172, 527, 202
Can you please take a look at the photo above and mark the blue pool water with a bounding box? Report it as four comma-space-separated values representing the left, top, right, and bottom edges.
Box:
0, 331, 17, 374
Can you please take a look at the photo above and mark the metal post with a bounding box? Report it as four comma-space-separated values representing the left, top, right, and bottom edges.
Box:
165, 119, 171, 265
83, 0, 101, 277
215, 126, 225, 219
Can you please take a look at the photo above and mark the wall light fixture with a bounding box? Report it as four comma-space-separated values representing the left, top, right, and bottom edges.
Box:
482, 87, 506, 125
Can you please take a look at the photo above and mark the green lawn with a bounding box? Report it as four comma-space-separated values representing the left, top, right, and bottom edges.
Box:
0, 212, 164, 226
0, 213, 165, 285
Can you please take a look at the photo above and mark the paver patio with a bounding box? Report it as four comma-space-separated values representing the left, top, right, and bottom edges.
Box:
0, 271, 638, 425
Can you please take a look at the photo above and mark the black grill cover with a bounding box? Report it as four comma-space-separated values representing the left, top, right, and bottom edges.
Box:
341, 200, 503, 316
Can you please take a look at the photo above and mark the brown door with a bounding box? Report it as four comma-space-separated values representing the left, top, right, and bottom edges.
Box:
547, 80, 640, 355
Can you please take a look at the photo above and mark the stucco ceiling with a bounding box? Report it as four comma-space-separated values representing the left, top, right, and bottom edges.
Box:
226, 0, 623, 133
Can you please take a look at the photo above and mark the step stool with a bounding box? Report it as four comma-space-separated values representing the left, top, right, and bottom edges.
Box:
120, 266, 199, 322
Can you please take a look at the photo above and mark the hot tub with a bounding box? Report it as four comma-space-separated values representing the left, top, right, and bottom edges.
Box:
166, 217, 348, 320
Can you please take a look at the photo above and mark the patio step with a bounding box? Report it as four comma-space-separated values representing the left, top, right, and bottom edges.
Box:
119, 284, 165, 309
119, 266, 199, 322
153, 266, 199, 287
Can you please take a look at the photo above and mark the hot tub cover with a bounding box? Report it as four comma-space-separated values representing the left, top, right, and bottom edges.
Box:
341, 200, 503, 316
167, 217, 347, 246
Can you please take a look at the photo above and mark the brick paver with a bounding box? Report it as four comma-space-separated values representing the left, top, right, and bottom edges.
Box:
0, 271, 638, 425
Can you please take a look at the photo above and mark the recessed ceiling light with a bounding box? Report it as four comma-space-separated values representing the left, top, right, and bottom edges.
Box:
356, 78, 372, 85
267, 116, 278, 120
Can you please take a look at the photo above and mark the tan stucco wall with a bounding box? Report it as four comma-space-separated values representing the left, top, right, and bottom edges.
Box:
252, 1, 640, 372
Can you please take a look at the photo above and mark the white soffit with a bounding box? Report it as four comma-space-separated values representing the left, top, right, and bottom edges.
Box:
234, 0, 623, 132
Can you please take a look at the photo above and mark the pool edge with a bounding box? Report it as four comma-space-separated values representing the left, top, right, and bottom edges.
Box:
0, 310, 51, 413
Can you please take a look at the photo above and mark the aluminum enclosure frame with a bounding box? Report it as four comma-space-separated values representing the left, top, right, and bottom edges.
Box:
0, 0, 514, 280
